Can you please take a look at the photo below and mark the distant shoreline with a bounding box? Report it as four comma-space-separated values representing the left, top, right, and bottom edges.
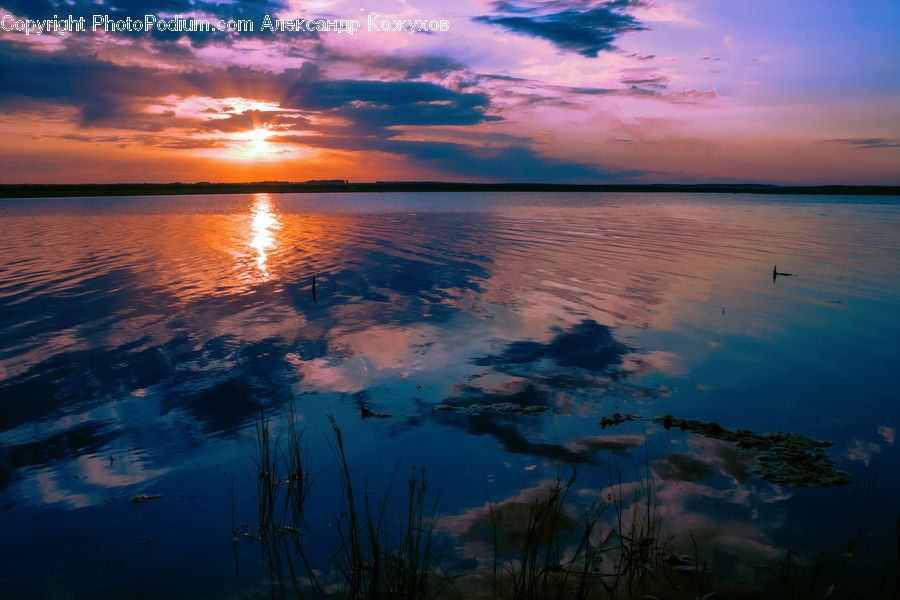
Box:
1, 181, 898, 198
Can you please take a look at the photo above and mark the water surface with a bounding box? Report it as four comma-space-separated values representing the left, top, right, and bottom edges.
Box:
1, 192, 898, 598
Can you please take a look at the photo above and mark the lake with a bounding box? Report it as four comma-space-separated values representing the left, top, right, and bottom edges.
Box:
1, 192, 898, 598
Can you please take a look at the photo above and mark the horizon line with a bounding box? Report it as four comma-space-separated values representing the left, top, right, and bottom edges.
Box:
2, 181, 899, 199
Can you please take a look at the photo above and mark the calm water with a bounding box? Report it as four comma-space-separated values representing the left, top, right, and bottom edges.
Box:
1, 192, 898, 598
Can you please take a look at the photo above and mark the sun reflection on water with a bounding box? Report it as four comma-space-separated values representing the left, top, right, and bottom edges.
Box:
249, 193, 281, 279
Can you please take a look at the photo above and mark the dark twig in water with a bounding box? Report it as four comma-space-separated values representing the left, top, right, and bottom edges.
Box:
773, 264, 794, 282
311, 274, 317, 303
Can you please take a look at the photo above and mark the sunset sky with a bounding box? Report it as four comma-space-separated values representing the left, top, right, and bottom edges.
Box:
0, 0, 897, 184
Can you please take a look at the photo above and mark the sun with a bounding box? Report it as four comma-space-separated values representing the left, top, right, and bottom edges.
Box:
239, 127, 273, 158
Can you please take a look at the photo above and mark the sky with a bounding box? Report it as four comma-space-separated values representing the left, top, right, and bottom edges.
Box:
0, 0, 897, 184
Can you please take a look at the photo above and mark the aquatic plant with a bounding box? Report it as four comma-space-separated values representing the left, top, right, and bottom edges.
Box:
484, 469, 608, 600
327, 414, 449, 600
248, 408, 451, 599
252, 406, 322, 599
244, 410, 897, 600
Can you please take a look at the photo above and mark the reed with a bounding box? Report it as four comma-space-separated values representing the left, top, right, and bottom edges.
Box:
253, 406, 322, 599
327, 414, 450, 599
247, 411, 899, 600
776, 525, 900, 600
487, 469, 609, 600
600, 447, 669, 598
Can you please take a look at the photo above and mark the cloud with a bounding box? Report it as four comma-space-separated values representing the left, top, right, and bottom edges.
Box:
474, 0, 649, 57
272, 60, 635, 180
0, 40, 210, 125
280, 63, 495, 129
824, 138, 900, 149
355, 54, 467, 80
274, 133, 629, 181
0, 22, 645, 180
663, 87, 717, 103
0, 38, 304, 127
59, 133, 228, 149
195, 109, 298, 132
471, 69, 713, 108
621, 76, 668, 88
376, 140, 626, 180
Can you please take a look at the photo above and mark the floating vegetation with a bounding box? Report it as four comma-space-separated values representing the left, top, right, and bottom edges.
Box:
360, 407, 392, 419
435, 403, 551, 415
599, 413, 638, 429
653, 416, 853, 487
129, 494, 163, 503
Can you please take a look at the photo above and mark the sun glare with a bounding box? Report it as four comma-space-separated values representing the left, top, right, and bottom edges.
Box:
240, 127, 273, 158
249, 193, 280, 279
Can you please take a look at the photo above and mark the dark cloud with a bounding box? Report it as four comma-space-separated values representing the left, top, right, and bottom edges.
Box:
196, 109, 292, 132
277, 64, 627, 180
474, 73, 530, 83
275, 133, 633, 181
147, 37, 201, 59
0, 40, 294, 125
0, 40, 176, 125
474, 0, 648, 57
358, 54, 467, 79
567, 86, 618, 95
473, 70, 711, 108
55, 132, 226, 149
281, 63, 495, 129
824, 138, 900, 149
0, 40, 143, 124
621, 76, 668, 88
154, 137, 225, 149
58, 134, 125, 143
